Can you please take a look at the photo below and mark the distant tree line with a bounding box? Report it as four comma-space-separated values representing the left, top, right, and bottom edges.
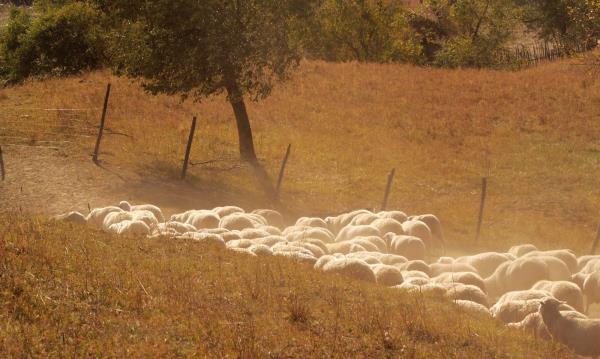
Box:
0, 0, 598, 165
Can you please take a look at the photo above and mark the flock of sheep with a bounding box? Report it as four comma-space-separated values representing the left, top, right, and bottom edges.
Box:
57, 201, 600, 357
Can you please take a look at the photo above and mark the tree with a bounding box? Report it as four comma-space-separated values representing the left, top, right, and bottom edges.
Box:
107, 0, 305, 165
519, 0, 600, 50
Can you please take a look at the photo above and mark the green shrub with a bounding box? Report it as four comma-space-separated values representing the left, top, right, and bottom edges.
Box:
0, 3, 106, 85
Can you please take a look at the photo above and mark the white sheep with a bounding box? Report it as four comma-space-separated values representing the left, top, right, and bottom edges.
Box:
442, 283, 489, 307
87, 206, 124, 229
350, 212, 380, 226
453, 300, 491, 317
321, 258, 376, 283
508, 244, 538, 258
219, 213, 257, 231
284, 226, 335, 243
539, 297, 600, 357
371, 264, 404, 286
432, 272, 486, 294
485, 256, 570, 300
185, 210, 220, 230
370, 218, 405, 236
252, 209, 284, 229
399, 260, 431, 277
583, 272, 600, 313
532, 280, 584, 313
118, 201, 165, 222
108, 220, 150, 236
295, 216, 328, 228
335, 225, 381, 242
213, 206, 244, 217
524, 249, 578, 273
455, 252, 512, 278
55, 211, 87, 225
377, 210, 408, 223
388, 235, 426, 261
430, 262, 479, 277
409, 214, 445, 250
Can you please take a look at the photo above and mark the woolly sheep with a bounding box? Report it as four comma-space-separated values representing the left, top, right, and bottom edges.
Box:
221, 231, 242, 242
583, 272, 600, 313
577, 255, 600, 272
87, 206, 124, 229
443, 283, 489, 307
540, 297, 600, 357
455, 252, 511, 278
377, 210, 408, 223
371, 264, 404, 286
219, 213, 257, 231
295, 217, 328, 229
401, 220, 432, 244
184, 210, 220, 230
485, 256, 570, 300
402, 270, 430, 280
350, 212, 380, 226
580, 258, 600, 274
178, 232, 225, 249
389, 235, 426, 260
314, 255, 337, 271
437, 257, 455, 264
453, 300, 490, 317
321, 258, 376, 283
401, 277, 430, 287
524, 249, 578, 273
409, 214, 444, 249
492, 300, 547, 324
247, 244, 274, 257
370, 218, 405, 236
432, 272, 486, 293
378, 254, 408, 266
532, 280, 584, 313
252, 209, 284, 229
509, 310, 588, 341
284, 226, 335, 243
108, 220, 150, 236
430, 263, 479, 277
273, 250, 317, 266
254, 235, 286, 247
239, 228, 271, 239
325, 209, 371, 234
346, 252, 382, 265
400, 260, 431, 276
213, 206, 244, 217
118, 201, 165, 222
55, 211, 87, 225
335, 225, 381, 242
508, 244, 538, 258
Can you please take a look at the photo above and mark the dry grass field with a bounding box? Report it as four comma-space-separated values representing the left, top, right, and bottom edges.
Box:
0, 213, 573, 357
2, 57, 600, 254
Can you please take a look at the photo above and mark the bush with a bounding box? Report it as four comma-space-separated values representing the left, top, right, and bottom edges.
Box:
0, 3, 106, 85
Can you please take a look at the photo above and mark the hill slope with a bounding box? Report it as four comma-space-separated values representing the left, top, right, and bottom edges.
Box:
1, 59, 600, 253
0, 214, 573, 357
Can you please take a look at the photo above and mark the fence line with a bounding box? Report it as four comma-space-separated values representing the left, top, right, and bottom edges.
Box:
496, 41, 597, 68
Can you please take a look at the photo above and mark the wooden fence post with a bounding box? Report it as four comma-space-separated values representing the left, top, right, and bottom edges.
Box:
0, 145, 5, 181
590, 224, 600, 255
181, 116, 197, 179
475, 177, 488, 242
92, 83, 111, 164
275, 144, 291, 198
381, 168, 396, 211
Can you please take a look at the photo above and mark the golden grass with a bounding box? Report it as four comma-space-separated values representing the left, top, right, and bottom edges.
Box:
1, 58, 600, 254
0, 213, 574, 357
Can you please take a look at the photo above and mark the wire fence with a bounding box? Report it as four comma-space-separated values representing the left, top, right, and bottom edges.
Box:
497, 41, 597, 68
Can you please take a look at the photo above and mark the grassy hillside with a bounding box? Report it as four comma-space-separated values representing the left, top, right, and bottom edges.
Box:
0, 213, 573, 357
1, 58, 600, 254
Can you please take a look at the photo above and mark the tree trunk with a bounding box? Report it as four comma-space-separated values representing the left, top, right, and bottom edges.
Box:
225, 79, 258, 164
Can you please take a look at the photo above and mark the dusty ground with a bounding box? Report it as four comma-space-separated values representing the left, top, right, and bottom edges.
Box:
0, 144, 273, 218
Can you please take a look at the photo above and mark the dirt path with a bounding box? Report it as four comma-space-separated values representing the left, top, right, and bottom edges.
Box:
0, 144, 271, 217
